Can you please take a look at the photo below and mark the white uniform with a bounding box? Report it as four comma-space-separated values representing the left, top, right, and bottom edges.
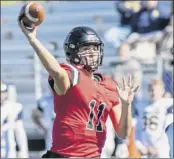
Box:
135, 98, 173, 158
37, 95, 55, 150
101, 117, 129, 158
1, 101, 28, 158
101, 117, 116, 158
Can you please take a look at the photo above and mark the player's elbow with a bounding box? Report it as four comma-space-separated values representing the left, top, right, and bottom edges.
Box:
120, 133, 130, 140
53, 73, 71, 96
55, 86, 68, 96
116, 132, 129, 140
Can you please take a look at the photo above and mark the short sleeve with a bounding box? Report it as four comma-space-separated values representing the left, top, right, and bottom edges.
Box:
48, 63, 80, 91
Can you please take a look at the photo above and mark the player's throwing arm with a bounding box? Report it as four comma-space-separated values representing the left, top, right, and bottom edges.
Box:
18, 2, 71, 96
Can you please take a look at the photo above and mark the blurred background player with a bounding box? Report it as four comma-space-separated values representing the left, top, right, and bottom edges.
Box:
135, 79, 173, 158
1, 81, 29, 158
101, 116, 129, 158
130, 1, 170, 34
115, 1, 141, 26
31, 87, 55, 151
101, 117, 117, 158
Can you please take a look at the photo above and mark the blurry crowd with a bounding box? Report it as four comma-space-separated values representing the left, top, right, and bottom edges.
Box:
1, 0, 173, 158
104, 1, 173, 60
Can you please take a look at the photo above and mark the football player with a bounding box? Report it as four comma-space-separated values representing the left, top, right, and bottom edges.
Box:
135, 79, 173, 158
18, 18, 139, 158
1, 81, 29, 158
31, 90, 55, 150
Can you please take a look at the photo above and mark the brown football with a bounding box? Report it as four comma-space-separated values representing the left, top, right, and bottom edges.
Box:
19, 2, 45, 29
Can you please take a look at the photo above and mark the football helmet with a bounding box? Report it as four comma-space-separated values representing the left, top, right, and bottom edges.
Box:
64, 26, 104, 72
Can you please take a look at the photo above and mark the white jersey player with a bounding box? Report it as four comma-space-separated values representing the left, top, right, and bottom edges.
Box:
32, 93, 55, 150
135, 79, 173, 158
101, 116, 116, 158
1, 81, 29, 158
101, 116, 129, 158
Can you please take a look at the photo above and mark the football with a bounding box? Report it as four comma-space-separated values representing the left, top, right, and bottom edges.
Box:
19, 2, 45, 29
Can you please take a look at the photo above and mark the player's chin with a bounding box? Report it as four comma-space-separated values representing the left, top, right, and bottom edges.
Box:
85, 64, 99, 72
90, 65, 99, 72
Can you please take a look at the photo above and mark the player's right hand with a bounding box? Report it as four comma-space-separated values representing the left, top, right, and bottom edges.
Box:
18, 18, 37, 41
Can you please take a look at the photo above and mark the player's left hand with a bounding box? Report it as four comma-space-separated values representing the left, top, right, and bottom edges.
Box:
116, 74, 139, 106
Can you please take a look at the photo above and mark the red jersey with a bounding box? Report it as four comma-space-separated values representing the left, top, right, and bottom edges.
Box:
48, 63, 119, 158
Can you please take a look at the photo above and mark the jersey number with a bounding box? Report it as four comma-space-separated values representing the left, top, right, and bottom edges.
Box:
86, 100, 106, 132
143, 115, 158, 131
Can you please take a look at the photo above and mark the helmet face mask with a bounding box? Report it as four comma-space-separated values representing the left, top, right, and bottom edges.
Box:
64, 26, 104, 72
77, 44, 103, 72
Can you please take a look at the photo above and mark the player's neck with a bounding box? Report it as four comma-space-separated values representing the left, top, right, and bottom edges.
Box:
85, 71, 94, 79
76, 65, 94, 79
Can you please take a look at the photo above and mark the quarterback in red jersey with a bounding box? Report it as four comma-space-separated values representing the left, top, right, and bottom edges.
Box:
18, 18, 139, 157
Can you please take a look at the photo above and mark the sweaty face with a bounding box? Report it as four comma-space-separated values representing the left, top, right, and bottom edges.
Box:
78, 44, 101, 72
